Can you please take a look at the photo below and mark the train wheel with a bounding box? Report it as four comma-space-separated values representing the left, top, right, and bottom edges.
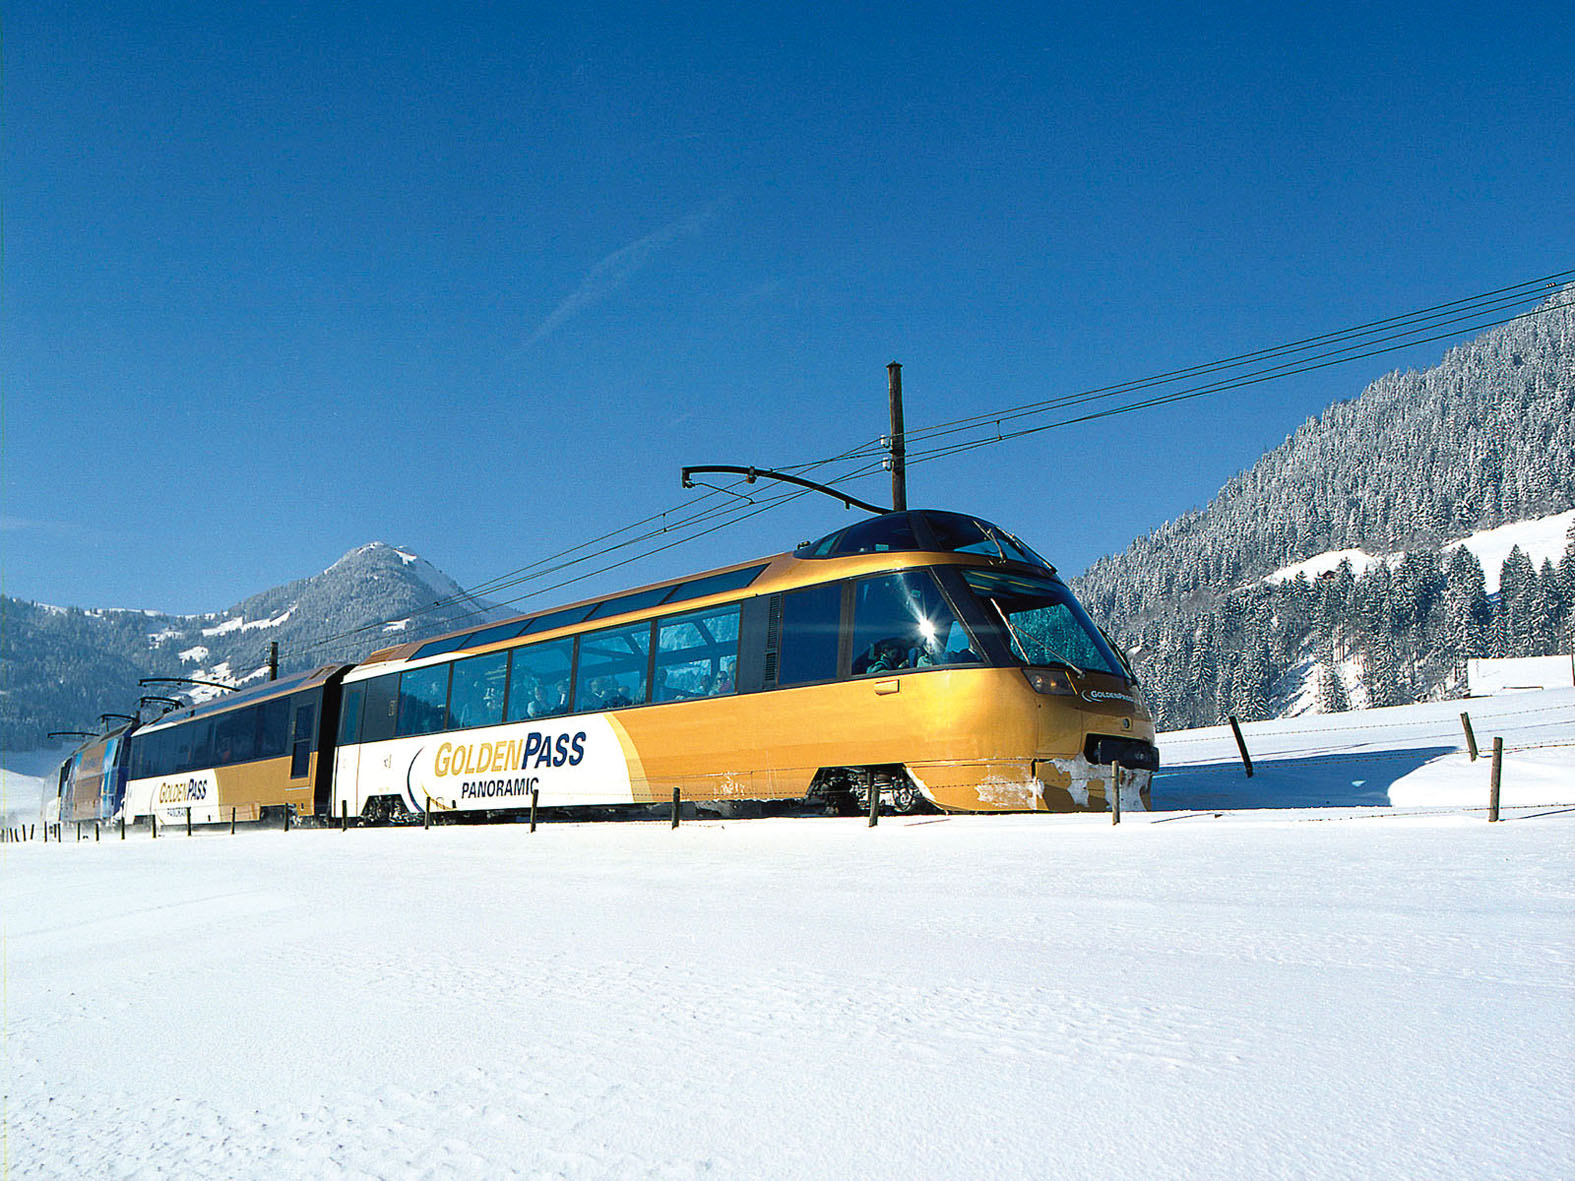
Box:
887, 775, 932, 815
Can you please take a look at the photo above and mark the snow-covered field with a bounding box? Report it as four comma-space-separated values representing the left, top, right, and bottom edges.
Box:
3, 693, 1572, 1178
1158, 686, 1575, 812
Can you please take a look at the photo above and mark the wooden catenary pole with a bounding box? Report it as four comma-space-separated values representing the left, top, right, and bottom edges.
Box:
1460, 712, 1479, 762
1228, 715, 1254, 778
1488, 737, 1503, 822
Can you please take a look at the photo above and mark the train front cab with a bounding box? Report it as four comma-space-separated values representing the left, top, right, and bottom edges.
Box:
779, 511, 1158, 814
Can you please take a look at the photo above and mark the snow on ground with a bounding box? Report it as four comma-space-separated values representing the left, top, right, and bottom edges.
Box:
1158, 687, 1574, 811
1445, 508, 1575, 593
1263, 508, 1573, 592
0, 745, 66, 828
1264, 546, 1385, 585
4, 694, 1573, 1178
199, 609, 294, 639
4, 807, 1571, 1179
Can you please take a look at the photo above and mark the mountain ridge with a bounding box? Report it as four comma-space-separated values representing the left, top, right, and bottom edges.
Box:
0, 542, 506, 749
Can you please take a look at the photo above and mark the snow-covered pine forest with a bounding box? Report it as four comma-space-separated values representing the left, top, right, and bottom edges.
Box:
1073, 290, 1575, 728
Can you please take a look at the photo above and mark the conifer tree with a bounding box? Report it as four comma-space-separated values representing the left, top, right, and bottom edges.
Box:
1317, 664, 1351, 713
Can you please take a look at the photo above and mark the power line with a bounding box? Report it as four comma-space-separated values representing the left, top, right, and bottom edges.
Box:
892, 271, 1575, 450
899, 298, 1574, 471
299, 273, 1573, 659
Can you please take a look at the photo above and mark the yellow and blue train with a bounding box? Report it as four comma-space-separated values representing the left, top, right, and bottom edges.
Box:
49, 510, 1157, 826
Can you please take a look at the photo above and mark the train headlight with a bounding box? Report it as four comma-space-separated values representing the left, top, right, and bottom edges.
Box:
1023, 668, 1075, 696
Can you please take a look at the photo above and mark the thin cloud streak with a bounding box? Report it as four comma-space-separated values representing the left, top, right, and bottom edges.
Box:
525, 204, 720, 348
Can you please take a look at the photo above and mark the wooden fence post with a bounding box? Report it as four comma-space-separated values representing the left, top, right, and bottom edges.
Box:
868, 780, 880, 827
231, 806, 237, 835
529, 788, 539, 833
1488, 737, 1503, 822
186, 806, 192, 837
1460, 712, 1479, 762
1228, 715, 1254, 778
671, 787, 681, 829
341, 800, 348, 831
1111, 760, 1122, 825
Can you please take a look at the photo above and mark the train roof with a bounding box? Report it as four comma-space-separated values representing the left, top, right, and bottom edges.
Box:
133, 664, 349, 734
356, 509, 1055, 674
59, 719, 138, 763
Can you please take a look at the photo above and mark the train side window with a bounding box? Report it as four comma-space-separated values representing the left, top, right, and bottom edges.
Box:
778, 582, 843, 686
214, 707, 257, 766
396, 665, 451, 737
360, 675, 400, 743
258, 696, 291, 758
337, 683, 366, 745
506, 638, 575, 722
851, 571, 979, 675
186, 720, 214, 772
447, 651, 508, 730
574, 622, 651, 712
654, 604, 740, 703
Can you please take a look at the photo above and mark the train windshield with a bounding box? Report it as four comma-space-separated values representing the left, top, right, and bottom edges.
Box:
961, 570, 1126, 678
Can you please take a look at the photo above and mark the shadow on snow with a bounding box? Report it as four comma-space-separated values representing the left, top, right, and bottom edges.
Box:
1154, 746, 1456, 810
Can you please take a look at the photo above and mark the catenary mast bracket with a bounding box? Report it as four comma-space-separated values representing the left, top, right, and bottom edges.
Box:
681, 465, 890, 516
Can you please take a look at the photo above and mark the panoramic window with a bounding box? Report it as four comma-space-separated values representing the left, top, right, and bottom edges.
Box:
447, 651, 508, 730
411, 632, 476, 661
585, 585, 672, 622
463, 620, 531, 650
396, 664, 451, 737
520, 605, 593, 637
506, 638, 574, 722
574, 622, 650, 711
961, 570, 1124, 676
921, 512, 1049, 567
804, 514, 921, 558
850, 571, 980, 675
654, 604, 740, 703
664, 564, 767, 607
778, 582, 843, 685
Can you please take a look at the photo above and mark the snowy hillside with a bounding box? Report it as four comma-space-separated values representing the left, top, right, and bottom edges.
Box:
4, 697, 1570, 1178
1266, 508, 1575, 594
1074, 294, 1575, 728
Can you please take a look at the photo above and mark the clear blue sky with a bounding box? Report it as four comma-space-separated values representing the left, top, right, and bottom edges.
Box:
4, 2, 1572, 615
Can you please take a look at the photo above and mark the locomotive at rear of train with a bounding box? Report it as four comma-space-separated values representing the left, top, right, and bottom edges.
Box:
87, 510, 1157, 826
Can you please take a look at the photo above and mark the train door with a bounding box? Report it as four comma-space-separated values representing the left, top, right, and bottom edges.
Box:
287, 695, 317, 817
313, 679, 343, 819
332, 680, 366, 820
